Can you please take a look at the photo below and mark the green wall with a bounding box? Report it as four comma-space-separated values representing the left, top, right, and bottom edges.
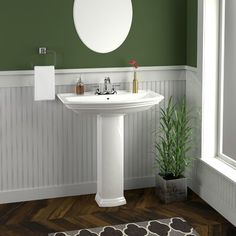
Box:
187, 0, 198, 67
0, 0, 197, 71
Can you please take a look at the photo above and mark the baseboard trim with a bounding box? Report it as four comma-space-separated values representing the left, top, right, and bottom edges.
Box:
0, 182, 97, 204
188, 158, 236, 226
189, 181, 236, 226
0, 176, 155, 204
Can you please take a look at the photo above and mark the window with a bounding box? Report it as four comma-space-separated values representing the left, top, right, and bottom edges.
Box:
218, 0, 236, 167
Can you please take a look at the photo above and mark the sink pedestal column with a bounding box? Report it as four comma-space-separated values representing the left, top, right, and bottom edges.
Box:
95, 114, 126, 207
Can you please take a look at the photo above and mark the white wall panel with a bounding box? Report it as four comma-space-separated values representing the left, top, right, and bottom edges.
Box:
186, 67, 236, 226
0, 68, 186, 203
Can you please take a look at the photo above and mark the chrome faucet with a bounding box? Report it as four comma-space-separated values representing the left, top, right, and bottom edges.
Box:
94, 77, 118, 95
104, 77, 111, 93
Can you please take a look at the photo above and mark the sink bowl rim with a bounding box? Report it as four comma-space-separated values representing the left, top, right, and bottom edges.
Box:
57, 90, 164, 114
57, 90, 163, 105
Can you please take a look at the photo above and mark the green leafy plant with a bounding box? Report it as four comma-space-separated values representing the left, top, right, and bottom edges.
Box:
154, 96, 192, 179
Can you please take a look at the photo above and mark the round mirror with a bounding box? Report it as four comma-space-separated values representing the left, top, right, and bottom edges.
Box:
73, 0, 133, 53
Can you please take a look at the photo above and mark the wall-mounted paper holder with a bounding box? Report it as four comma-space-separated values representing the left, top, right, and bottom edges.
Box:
39, 47, 47, 55
38, 47, 57, 66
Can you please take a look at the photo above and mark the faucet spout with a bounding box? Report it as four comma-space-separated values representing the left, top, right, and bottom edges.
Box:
104, 77, 111, 93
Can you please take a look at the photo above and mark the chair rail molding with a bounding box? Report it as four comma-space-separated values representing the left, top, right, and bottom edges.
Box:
0, 66, 189, 88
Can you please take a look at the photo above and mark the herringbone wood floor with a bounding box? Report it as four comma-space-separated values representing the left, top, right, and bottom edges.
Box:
0, 188, 235, 236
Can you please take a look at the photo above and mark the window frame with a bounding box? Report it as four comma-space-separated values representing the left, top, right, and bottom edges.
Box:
200, 0, 219, 161
217, 0, 236, 168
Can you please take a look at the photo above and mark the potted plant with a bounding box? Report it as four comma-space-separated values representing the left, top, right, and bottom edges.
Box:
154, 96, 192, 203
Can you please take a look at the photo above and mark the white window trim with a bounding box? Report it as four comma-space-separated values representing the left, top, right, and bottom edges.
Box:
200, 0, 236, 179
200, 0, 219, 159
217, 0, 236, 168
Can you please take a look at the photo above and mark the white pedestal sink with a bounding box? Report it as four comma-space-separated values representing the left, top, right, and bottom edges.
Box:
57, 90, 164, 207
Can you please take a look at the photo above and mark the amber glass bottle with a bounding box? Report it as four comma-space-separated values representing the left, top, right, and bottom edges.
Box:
75, 77, 84, 95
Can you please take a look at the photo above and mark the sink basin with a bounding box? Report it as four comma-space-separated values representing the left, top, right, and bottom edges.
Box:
57, 90, 164, 114
57, 90, 164, 207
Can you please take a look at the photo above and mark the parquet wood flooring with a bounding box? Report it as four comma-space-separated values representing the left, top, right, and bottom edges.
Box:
0, 188, 235, 236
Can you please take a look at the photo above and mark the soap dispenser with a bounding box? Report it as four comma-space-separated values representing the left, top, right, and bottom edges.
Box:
75, 76, 84, 95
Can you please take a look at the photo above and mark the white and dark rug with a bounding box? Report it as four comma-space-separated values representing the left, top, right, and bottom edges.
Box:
49, 217, 199, 236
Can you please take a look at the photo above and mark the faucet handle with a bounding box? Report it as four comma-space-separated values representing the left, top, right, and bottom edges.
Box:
90, 84, 101, 95
95, 88, 102, 95
111, 84, 120, 94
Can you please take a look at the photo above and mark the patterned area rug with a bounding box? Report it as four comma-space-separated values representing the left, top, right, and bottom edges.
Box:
49, 217, 199, 236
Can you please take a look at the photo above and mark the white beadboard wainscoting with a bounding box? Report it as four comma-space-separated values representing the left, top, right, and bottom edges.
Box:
0, 66, 186, 203
189, 159, 236, 226
186, 67, 236, 226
